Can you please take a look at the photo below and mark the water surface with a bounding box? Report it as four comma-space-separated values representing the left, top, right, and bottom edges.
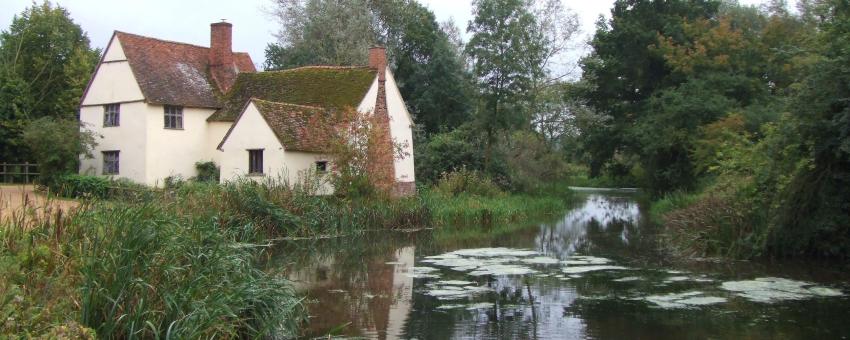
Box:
274, 190, 850, 339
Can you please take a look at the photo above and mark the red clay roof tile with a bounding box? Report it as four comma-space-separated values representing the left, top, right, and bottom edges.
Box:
115, 31, 255, 108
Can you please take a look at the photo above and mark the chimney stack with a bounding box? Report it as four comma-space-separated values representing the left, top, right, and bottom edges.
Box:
368, 46, 386, 81
210, 21, 233, 67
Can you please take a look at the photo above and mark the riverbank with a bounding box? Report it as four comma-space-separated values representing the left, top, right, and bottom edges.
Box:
1, 180, 575, 338
277, 189, 850, 339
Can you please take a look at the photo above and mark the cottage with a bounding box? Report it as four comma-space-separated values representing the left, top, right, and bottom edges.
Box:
78, 22, 415, 195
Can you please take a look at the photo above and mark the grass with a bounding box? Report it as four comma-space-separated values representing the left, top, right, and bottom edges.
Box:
1, 184, 310, 338
648, 190, 702, 223
1, 176, 575, 338
424, 190, 568, 227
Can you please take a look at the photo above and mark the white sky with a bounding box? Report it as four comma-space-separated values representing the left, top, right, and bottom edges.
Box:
1, 0, 779, 70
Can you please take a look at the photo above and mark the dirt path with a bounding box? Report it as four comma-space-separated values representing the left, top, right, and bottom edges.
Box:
0, 184, 79, 221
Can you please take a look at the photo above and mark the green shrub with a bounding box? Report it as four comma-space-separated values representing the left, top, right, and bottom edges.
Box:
193, 161, 220, 183
51, 175, 153, 201
434, 168, 504, 197
414, 126, 486, 184
21, 117, 98, 187
52, 174, 110, 198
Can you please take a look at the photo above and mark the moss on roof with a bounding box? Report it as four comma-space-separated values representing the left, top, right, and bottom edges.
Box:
251, 99, 337, 153
208, 66, 377, 121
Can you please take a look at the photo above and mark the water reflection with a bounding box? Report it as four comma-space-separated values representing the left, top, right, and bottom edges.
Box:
535, 194, 642, 258
276, 190, 850, 339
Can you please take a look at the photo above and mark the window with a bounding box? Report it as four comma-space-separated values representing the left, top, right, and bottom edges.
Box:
315, 161, 328, 173
103, 104, 120, 127
248, 149, 263, 174
164, 105, 183, 129
103, 151, 119, 175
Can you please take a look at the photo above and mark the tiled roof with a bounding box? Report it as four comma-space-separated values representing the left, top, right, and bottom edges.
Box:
208, 66, 377, 121
249, 99, 338, 153
115, 31, 255, 108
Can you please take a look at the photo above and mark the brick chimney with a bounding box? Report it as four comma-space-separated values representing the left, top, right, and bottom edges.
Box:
209, 21, 237, 92
368, 45, 387, 81
366, 44, 396, 195
210, 21, 233, 67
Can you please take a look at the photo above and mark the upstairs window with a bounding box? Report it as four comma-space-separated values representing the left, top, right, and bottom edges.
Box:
164, 105, 183, 129
315, 161, 328, 173
103, 104, 120, 127
102, 151, 119, 175
248, 149, 263, 174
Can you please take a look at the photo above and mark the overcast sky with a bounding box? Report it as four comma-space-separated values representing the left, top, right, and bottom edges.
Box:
2, 0, 778, 71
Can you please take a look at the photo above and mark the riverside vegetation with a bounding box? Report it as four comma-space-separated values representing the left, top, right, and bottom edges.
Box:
4, 0, 850, 337
574, 0, 850, 260
1, 167, 574, 337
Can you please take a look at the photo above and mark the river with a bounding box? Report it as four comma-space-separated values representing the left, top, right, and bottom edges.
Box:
273, 189, 850, 339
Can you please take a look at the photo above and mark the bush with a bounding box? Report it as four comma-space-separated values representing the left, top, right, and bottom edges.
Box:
52, 174, 110, 198
21, 117, 97, 187
434, 168, 504, 197
193, 161, 220, 183
497, 130, 569, 193
415, 126, 486, 184
51, 174, 152, 201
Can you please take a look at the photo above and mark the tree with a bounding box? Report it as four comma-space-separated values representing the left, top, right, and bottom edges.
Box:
466, 0, 546, 170
0, 1, 99, 162
774, 0, 850, 257
264, 0, 377, 70
22, 117, 97, 186
370, 0, 474, 134
579, 0, 721, 177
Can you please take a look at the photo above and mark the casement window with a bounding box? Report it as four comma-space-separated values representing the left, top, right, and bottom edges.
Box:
315, 161, 328, 173
103, 104, 120, 127
164, 105, 183, 129
248, 149, 263, 174
102, 151, 119, 175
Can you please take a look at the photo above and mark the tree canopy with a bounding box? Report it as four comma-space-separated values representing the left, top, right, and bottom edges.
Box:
0, 1, 99, 162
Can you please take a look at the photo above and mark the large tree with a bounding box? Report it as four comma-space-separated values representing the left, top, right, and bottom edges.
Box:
264, 0, 377, 69
466, 0, 546, 169
579, 0, 721, 178
774, 0, 850, 257
0, 1, 99, 162
371, 0, 474, 134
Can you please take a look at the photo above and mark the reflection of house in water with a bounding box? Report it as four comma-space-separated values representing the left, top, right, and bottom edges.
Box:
287, 246, 415, 339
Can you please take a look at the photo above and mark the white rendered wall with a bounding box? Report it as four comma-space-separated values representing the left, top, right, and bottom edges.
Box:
79, 37, 149, 183
81, 37, 143, 106
384, 70, 416, 183
79, 101, 148, 183
205, 121, 232, 165
102, 36, 126, 61
145, 105, 216, 186
357, 76, 379, 113
218, 103, 332, 193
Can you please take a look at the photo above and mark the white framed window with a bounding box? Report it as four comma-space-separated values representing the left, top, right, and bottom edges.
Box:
103, 104, 120, 127
102, 151, 119, 175
164, 105, 183, 129
248, 149, 263, 174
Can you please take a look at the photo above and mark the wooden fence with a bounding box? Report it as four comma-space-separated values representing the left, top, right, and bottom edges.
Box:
0, 163, 39, 184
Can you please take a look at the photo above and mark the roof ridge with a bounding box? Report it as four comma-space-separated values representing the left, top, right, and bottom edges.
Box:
250, 98, 326, 110
261, 65, 373, 74
114, 30, 251, 55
